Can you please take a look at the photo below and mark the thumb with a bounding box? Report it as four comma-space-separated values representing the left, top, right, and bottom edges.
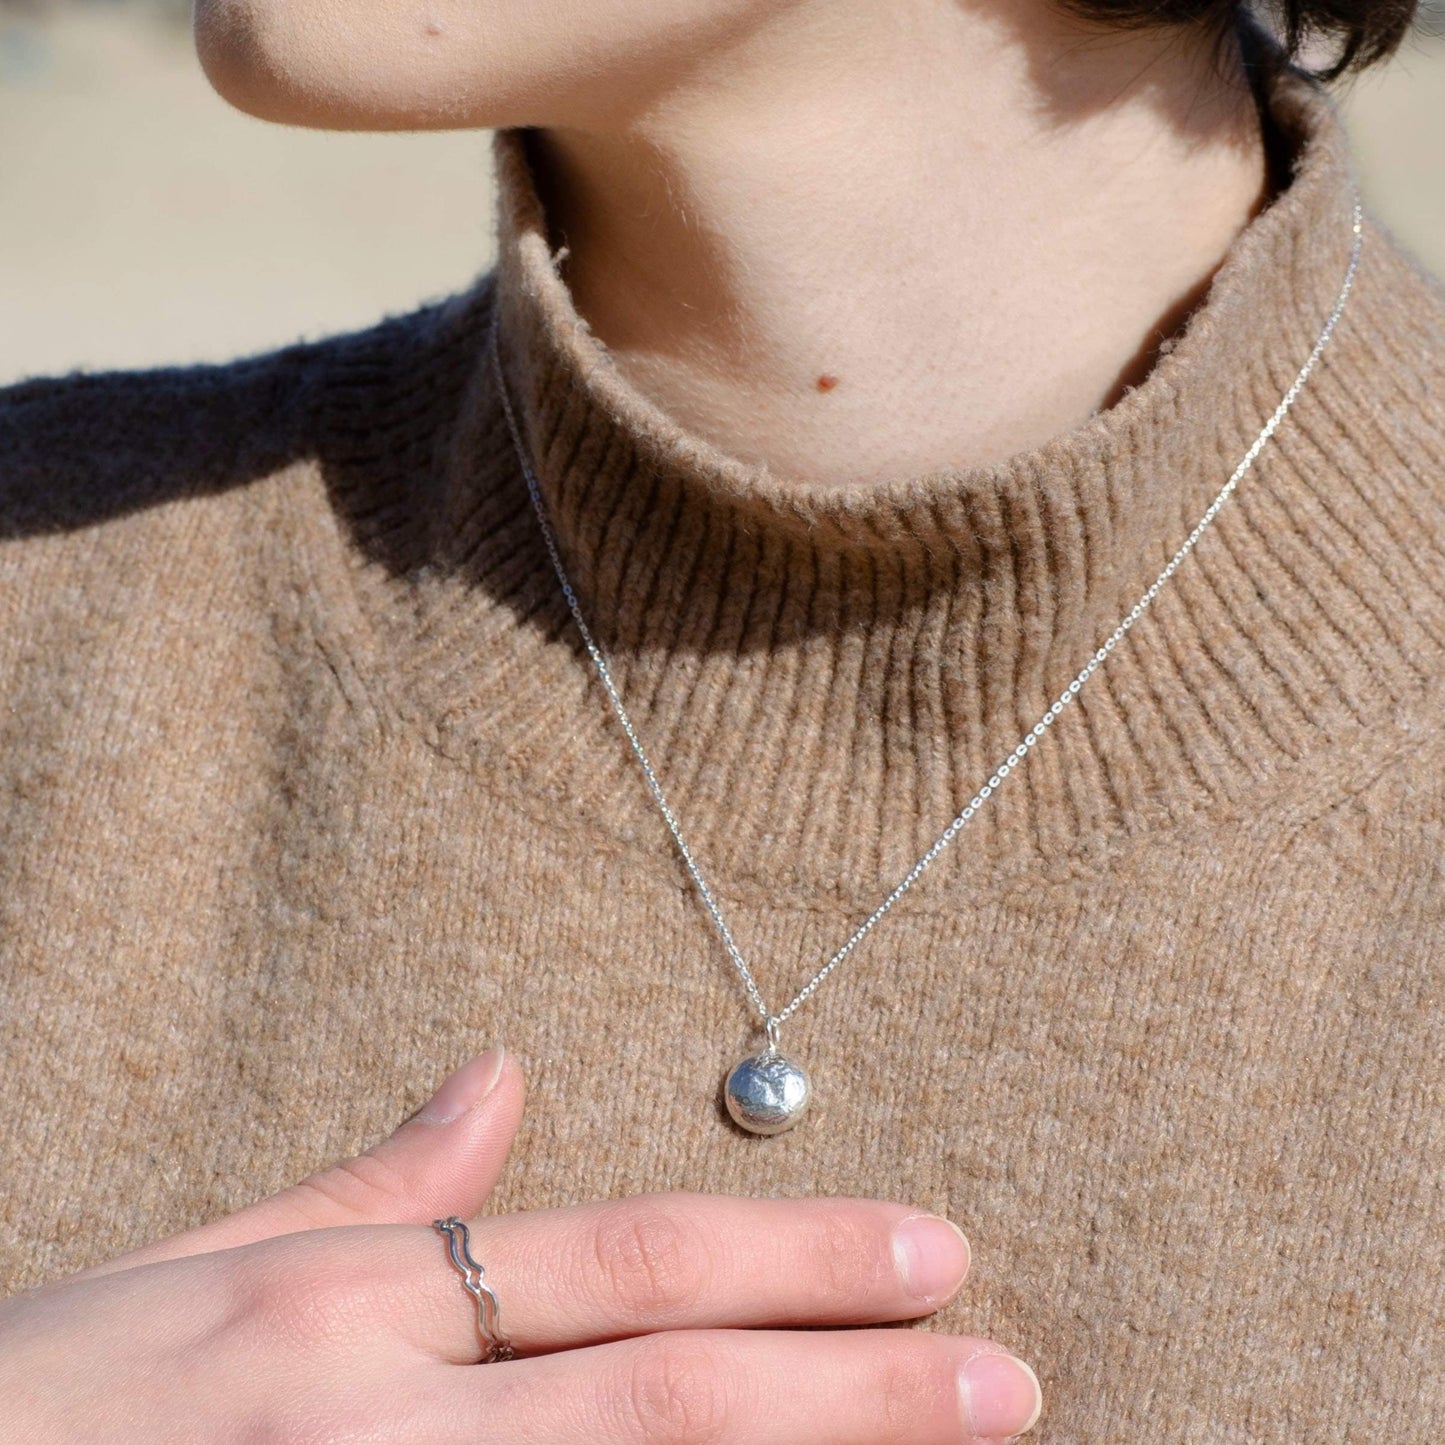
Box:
75, 1045, 525, 1282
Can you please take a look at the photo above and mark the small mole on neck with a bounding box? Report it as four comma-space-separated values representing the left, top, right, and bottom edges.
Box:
423, 18, 445, 36
815, 374, 839, 393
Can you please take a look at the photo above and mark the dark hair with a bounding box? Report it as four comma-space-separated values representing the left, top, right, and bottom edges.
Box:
1054, 0, 1424, 81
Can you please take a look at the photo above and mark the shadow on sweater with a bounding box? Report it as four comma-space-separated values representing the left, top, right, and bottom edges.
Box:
0, 342, 325, 541
0, 296, 478, 591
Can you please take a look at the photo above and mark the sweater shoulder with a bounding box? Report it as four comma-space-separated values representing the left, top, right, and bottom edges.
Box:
1329, 216, 1445, 537
0, 352, 302, 546
1354, 213, 1445, 397
0, 286, 486, 545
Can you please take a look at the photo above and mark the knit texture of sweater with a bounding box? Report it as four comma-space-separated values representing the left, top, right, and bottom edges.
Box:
2, 45, 1443, 1442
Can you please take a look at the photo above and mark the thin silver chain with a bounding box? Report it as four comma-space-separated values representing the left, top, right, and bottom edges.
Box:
491, 191, 1364, 1051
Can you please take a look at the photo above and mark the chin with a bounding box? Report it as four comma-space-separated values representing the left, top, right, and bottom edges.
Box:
191, 0, 314, 126
190, 0, 511, 131
189, 0, 783, 134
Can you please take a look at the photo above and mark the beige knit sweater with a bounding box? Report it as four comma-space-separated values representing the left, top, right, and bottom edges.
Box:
2, 50, 1443, 1441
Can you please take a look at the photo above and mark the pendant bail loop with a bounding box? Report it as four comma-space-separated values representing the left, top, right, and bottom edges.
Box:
764, 1015, 782, 1054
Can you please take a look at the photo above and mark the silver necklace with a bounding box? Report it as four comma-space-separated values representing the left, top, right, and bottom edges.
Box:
490, 191, 1363, 1135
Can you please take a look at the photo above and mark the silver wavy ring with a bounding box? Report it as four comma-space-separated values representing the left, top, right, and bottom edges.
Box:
432, 1216, 516, 1364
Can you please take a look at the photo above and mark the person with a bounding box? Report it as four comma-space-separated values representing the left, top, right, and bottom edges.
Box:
0, 0, 1440, 1436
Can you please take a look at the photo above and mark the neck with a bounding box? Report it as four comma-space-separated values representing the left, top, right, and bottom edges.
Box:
523, 2, 1276, 489
321, 58, 1407, 889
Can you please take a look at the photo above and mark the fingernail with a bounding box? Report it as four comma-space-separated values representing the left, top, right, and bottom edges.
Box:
892, 1213, 971, 1304
958, 1350, 1043, 1438
414, 1046, 506, 1125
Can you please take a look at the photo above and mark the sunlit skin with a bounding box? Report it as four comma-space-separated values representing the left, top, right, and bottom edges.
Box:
193, 0, 1272, 486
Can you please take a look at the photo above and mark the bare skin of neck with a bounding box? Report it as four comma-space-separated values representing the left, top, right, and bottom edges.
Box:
525, 2, 1273, 488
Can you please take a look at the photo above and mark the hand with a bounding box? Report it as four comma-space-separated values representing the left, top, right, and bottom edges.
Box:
0, 1046, 1044, 1442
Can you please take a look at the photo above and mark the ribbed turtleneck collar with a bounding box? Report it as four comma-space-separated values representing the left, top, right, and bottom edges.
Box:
316, 50, 1445, 903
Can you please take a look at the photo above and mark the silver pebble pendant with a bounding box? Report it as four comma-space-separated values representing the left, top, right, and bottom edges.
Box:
724, 1041, 812, 1136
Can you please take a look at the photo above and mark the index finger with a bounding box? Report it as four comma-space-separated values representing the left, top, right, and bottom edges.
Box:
387, 1190, 973, 1360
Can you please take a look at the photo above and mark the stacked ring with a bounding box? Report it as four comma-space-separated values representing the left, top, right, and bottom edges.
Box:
432, 1216, 516, 1364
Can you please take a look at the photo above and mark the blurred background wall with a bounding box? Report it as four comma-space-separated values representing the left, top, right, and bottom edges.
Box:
1, 0, 1441, 387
